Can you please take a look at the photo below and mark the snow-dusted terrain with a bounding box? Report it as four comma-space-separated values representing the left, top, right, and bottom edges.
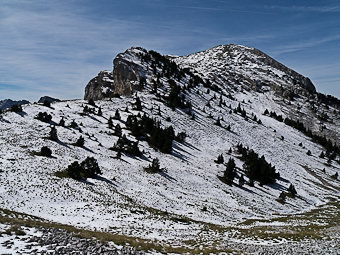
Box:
0, 44, 339, 253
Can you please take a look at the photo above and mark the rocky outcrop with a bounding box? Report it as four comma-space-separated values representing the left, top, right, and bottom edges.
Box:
0, 99, 29, 111
113, 47, 146, 96
84, 71, 115, 101
249, 47, 316, 94
38, 96, 60, 104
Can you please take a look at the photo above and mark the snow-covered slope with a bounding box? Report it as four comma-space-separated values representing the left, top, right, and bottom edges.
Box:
0, 45, 339, 252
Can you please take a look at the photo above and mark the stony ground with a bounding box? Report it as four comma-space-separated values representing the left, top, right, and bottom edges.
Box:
0, 225, 144, 255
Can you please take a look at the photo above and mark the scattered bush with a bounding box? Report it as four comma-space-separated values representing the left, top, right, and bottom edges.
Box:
74, 136, 85, 147
56, 157, 102, 180
214, 154, 224, 164
144, 158, 161, 173
59, 117, 65, 127
40, 146, 52, 157
237, 143, 280, 185
49, 126, 58, 141
35, 112, 52, 123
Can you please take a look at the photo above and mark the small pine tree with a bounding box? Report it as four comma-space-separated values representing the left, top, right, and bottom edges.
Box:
80, 156, 102, 178
97, 107, 102, 116
215, 117, 221, 126
40, 146, 52, 157
66, 161, 82, 179
288, 184, 297, 197
224, 158, 236, 185
70, 120, 78, 128
114, 124, 122, 137
134, 97, 142, 111
114, 109, 121, 120
116, 150, 122, 159
59, 117, 65, 127
214, 154, 224, 164
263, 109, 269, 115
49, 126, 58, 141
319, 151, 325, 158
144, 158, 161, 173
307, 150, 312, 156
331, 172, 338, 179
75, 136, 85, 147
88, 99, 96, 106
108, 117, 113, 129
278, 191, 286, 203
238, 174, 245, 187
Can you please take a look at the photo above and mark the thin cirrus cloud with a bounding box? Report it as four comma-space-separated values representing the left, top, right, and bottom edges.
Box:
0, 0, 339, 100
0, 3, 196, 101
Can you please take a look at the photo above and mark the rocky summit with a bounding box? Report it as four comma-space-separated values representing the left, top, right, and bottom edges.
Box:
1, 44, 340, 254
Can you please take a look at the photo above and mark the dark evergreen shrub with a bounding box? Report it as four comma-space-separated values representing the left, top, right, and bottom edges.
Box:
114, 123, 122, 137
214, 154, 224, 164
237, 143, 279, 184
80, 157, 102, 178
288, 184, 297, 197
59, 117, 65, 127
35, 112, 52, 123
70, 120, 78, 128
97, 107, 102, 116
88, 99, 96, 106
114, 109, 120, 120
223, 158, 236, 185
40, 146, 52, 157
49, 126, 58, 141
144, 158, 161, 173
64, 157, 102, 180
175, 132, 186, 142
108, 117, 113, 129
75, 136, 85, 147
238, 174, 245, 186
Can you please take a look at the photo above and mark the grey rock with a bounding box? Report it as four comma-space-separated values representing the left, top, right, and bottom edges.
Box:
38, 96, 60, 104
113, 47, 146, 96
0, 99, 29, 111
84, 70, 115, 101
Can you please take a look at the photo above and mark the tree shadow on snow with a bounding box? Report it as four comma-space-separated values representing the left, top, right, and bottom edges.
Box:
79, 179, 95, 185
93, 176, 117, 186
158, 170, 177, 182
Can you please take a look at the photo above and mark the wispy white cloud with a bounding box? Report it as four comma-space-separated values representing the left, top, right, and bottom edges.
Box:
269, 35, 340, 56
265, 4, 340, 13
0, 1, 199, 100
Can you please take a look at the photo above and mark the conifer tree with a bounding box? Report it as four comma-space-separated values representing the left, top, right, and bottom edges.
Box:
49, 126, 58, 141
75, 136, 85, 147
114, 123, 122, 137
215, 154, 224, 164
97, 107, 102, 116
224, 158, 236, 185
108, 117, 113, 129
114, 109, 121, 120
59, 117, 65, 127
238, 174, 245, 187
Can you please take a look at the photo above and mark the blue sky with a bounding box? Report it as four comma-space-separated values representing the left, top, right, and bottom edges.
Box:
0, 0, 339, 101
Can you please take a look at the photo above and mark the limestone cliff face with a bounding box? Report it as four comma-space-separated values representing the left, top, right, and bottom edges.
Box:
84, 71, 115, 100
113, 47, 146, 96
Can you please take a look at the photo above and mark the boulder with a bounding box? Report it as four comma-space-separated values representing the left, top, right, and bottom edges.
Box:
84, 71, 115, 101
